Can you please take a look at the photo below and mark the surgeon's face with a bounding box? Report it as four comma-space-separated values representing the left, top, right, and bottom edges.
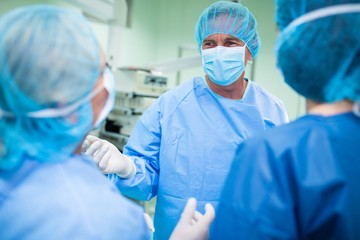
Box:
202, 33, 252, 63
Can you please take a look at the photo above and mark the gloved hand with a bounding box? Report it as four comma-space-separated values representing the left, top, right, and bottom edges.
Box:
170, 198, 215, 240
83, 135, 136, 178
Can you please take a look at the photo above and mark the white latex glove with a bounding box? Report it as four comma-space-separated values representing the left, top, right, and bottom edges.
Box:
170, 198, 215, 240
83, 135, 136, 178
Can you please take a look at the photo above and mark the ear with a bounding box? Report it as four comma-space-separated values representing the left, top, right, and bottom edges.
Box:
244, 48, 253, 65
247, 55, 253, 64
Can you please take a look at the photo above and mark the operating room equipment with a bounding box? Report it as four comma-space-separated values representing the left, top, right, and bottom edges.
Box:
99, 67, 168, 151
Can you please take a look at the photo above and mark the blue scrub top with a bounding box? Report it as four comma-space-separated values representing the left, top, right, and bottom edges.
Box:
0, 155, 149, 240
109, 77, 289, 239
211, 113, 360, 239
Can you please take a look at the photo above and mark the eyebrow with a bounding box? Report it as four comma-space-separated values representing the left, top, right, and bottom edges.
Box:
203, 39, 215, 43
224, 37, 242, 42
203, 37, 242, 42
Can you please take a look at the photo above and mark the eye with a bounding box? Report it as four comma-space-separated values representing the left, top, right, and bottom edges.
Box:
202, 41, 215, 49
225, 41, 241, 47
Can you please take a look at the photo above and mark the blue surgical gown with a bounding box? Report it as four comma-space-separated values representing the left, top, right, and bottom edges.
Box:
109, 77, 289, 239
0, 155, 149, 240
211, 113, 360, 239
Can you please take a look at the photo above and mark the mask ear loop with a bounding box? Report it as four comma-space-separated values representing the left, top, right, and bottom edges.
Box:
353, 102, 360, 117
276, 4, 360, 59
0, 83, 104, 119
285, 4, 360, 33
91, 66, 115, 129
27, 85, 103, 118
243, 41, 253, 64
103, 66, 115, 93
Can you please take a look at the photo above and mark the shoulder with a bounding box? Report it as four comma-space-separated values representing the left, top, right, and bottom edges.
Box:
157, 77, 203, 105
0, 157, 149, 239
234, 115, 330, 169
234, 117, 312, 166
245, 81, 289, 124
249, 81, 286, 108
141, 77, 204, 121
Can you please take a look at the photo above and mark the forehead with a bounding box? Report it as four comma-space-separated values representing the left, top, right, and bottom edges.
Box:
203, 33, 243, 43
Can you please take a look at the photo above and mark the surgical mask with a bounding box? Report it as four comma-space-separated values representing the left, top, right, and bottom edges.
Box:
0, 67, 115, 127
201, 46, 246, 86
93, 67, 115, 128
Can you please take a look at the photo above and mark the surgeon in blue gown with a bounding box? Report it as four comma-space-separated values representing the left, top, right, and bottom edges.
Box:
0, 5, 150, 239
85, 1, 288, 239
211, 0, 360, 239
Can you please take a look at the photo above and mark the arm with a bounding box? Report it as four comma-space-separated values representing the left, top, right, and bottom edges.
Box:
84, 100, 162, 201
112, 112, 162, 200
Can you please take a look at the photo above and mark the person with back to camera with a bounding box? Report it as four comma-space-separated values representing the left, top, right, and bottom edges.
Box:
211, 0, 360, 239
0, 4, 150, 239
0, 4, 215, 240
84, 1, 289, 239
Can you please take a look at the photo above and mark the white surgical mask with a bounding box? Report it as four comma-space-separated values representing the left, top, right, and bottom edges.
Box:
93, 67, 115, 128
202, 46, 246, 86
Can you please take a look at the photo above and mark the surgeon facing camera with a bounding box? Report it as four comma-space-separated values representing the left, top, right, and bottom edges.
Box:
84, 1, 289, 239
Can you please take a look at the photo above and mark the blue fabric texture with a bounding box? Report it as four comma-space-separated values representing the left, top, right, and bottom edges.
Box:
108, 77, 288, 239
0, 156, 150, 239
195, 1, 261, 57
211, 113, 360, 239
275, 0, 360, 103
0, 5, 100, 171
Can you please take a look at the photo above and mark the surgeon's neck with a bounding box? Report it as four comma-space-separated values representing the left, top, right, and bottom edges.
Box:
205, 73, 247, 100
306, 99, 353, 116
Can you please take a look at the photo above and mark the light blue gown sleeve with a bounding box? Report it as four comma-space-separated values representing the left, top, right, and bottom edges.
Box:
210, 137, 298, 239
108, 99, 162, 201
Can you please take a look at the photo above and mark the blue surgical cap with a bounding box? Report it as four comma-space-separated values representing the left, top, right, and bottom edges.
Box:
0, 5, 100, 170
195, 1, 261, 58
275, 0, 360, 103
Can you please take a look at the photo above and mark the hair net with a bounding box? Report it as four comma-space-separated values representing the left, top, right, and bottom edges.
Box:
195, 1, 261, 58
0, 5, 100, 171
275, 0, 360, 103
